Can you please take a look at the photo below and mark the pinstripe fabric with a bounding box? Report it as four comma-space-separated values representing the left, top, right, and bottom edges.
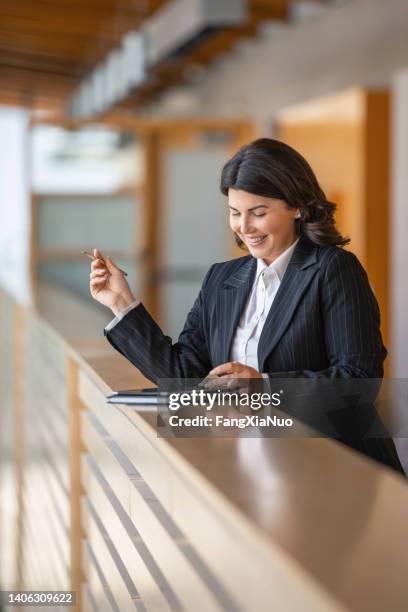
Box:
105, 235, 387, 383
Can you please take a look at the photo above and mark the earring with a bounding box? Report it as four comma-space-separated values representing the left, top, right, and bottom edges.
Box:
295, 212, 301, 219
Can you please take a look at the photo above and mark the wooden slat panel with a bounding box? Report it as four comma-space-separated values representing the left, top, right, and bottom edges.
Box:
80, 409, 136, 513
79, 408, 186, 544
79, 372, 171, 510
129, 473, 238, 612
79, 409, 178, 544
81, 497, 145, 611
81, 581, 98, 612
79, 407, 234, 612
81, 453, 178, 612
77, 402, 233, 610
82, 538, 118, 612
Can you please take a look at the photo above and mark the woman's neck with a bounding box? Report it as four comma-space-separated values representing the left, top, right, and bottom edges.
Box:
262, 235, 299, 266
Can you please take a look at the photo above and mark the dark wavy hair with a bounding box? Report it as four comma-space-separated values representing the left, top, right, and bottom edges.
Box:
220, 138, 349, 248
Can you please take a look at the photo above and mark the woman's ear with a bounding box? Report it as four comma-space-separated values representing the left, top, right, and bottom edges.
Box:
294, 209, 301, 219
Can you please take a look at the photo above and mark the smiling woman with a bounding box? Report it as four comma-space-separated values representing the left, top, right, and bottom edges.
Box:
89, 137, 404, 474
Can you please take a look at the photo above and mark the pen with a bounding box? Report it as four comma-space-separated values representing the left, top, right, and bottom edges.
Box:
81, 250, 128, 276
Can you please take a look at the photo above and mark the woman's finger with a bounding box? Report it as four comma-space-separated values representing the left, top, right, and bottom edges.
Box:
90, 276, 107, 287
91, 258, 106, 271
93, 248, 103, 259
105, 257, 121, 274
90, 269, 109, 279
210, 362, 244, 376
209, 363, 233, 376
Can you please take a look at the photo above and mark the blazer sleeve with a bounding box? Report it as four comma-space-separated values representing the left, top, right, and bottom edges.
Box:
267, 249, 387, 380
104, 266, 215, 383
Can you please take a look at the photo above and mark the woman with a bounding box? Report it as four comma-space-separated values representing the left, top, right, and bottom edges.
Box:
90, 138, 404, 474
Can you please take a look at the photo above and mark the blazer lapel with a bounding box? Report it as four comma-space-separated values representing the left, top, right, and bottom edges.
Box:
257, 237, 320, 371
214, 256, 257, 364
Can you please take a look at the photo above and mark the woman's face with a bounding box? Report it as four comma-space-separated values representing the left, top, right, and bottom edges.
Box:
228, 189, 299, 264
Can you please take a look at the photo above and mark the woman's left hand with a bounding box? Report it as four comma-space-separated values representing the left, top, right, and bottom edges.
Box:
201, 362, 263, 391
210, 362, 263, 378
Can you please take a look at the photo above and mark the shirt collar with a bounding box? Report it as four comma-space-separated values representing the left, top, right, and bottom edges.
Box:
255, 238, 300, 282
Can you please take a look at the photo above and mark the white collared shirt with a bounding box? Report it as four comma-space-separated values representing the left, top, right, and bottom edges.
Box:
230, 239, 299, 371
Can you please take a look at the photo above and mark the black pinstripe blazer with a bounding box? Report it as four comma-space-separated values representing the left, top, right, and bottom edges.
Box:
105, 235, 387, 383
105, 236, 406, 473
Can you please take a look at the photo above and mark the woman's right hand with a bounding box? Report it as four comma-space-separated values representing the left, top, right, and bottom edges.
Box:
89, 248, 136, 315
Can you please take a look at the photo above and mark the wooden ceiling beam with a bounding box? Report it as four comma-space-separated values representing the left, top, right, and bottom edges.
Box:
0, 0, 164, 31
0, 13, 135, 38
0, 0, 288, 112
0, 44, 86, 71
0, 17, 127, 41
0, 66, 76, 88
0, 0, 163, 13
0, 55, 82, 79
0, 40, 118, 64
0, 39, 103, 64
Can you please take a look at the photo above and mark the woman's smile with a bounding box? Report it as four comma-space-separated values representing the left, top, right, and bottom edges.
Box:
244, 235, 268, 247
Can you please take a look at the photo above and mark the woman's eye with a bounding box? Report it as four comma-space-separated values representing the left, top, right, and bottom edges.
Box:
230, 212, 240, 217
253, 213, 266, 217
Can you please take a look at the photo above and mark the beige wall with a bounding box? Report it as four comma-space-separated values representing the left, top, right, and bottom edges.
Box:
277, 121, 364, 261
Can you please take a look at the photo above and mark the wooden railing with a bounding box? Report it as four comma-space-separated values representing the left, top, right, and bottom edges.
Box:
2, 286, 408, 612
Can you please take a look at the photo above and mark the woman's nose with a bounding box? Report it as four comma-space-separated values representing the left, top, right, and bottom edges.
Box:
240, 216, 253, 234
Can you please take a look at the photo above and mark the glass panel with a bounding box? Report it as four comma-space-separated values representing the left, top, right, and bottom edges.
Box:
159, 144, 231, 336
37, 195, 138, 252
160, 145, 229, 267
